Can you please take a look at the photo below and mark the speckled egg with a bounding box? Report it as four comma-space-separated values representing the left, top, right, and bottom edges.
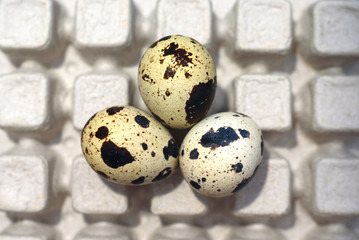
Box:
179, 112, 263, 197
81, 106, 179, 185
138, 35, 217, 129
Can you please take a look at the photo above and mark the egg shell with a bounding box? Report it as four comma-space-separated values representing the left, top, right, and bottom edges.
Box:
179, 112, 264, 197
138, 35, 217, 129
81, 106, 179, 185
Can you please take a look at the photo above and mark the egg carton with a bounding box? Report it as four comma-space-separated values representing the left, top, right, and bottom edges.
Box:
0, 0, 359, 239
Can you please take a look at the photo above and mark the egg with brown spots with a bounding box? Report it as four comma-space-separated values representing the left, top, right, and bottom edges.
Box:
81, 106, 179, 185
179, 112, 263, 197
138, 35, 217, 129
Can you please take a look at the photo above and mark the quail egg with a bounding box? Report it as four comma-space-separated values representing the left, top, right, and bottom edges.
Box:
138, 35, 217, 129
179, 112, 263, 197
81, 106, 179, 185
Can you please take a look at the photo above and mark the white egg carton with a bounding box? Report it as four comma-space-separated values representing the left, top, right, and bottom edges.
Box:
0, 0, 359, 239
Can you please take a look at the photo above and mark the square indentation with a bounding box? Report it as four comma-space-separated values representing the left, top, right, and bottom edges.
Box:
73, 74, 130, 130
156, 0, 212, 47
314, 158, 359, 215
71, 156, 128, 214
312, 1, 359, 56
234, 158, 291, 217
0, 155, 48, 212
312, 76, 359, 131
234, 75, 292, 131
0, 73, 50, 130
75, 0, 132, 48
236, 0, 292, 53
0, 0, 53, 50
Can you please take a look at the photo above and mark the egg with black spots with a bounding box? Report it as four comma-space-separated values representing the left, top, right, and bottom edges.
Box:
138, 35, 217, 129
179, 112, 263, 197
81, 106, 179, 185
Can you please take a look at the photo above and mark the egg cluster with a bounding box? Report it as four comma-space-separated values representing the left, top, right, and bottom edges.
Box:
81, 35, 263, 197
